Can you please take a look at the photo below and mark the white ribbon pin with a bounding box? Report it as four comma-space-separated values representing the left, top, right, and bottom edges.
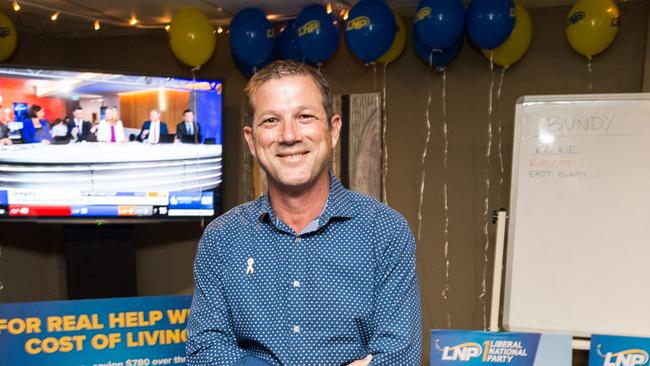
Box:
246, 257, 255, 275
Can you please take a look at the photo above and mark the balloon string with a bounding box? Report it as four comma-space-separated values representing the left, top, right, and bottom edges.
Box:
373, 62, 378, 90
417, 51, 434, 241
587, 56, 593, 92
381, 63, 389, 204
441, 69, 451, 329
480, 52, 495, 331
497, 67, 507, 204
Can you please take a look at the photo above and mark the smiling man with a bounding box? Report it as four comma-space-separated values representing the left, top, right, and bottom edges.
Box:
186, 60, 422, 366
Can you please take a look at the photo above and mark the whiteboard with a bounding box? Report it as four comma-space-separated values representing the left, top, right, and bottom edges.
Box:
504, 94, 650, 338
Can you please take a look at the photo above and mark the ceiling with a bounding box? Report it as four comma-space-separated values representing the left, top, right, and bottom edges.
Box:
0, 0, 584, 38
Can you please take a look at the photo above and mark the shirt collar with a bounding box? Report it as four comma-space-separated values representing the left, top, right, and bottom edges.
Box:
258, 171, 358, 226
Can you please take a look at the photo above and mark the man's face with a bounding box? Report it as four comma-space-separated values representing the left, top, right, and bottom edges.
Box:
243, 75, 341, 191
184, 112, 194, 123
150, 111, 160, 122
73, 109, 83, 120
106, 109, 117, 120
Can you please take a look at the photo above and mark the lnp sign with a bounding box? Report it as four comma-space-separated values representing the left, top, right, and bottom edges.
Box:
431, 330, 572, 366
590, 334, 650, 366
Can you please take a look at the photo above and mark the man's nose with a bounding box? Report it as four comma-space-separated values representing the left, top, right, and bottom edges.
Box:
280, 119, 301, 143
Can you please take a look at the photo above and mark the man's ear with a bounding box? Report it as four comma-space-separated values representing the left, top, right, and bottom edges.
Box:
243, 125, 256, 159
330, 114, 342, 148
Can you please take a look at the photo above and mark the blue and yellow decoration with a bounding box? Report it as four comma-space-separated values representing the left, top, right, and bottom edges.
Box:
345, 0, 396, 63
482, 2, 533, 68
0, 12, 18, 62
565, 0, 619, 58
414, 0, 465, 50
229, 8, 276, 68
295, 4, 339, 64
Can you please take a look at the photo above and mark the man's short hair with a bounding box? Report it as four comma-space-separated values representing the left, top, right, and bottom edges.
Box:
244, 60, 334, 126
74, 106, 83, 112
183, 109, 193, 115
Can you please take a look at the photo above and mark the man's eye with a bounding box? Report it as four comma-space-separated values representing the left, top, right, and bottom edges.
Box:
299, 114, 315, 120
261, 118, 278, 125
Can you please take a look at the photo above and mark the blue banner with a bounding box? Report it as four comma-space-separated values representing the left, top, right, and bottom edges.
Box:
431, 330, 572, 366
0, 295, 191, 366
589, 334, 650, 366
169, 192, 213, 210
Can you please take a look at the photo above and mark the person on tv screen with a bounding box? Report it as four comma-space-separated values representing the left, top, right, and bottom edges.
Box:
0, 107, 12, 145
96, 106, 126, 143
50, 118, 70, 144
22, 104, 51, 144
175, 109, 202, 144
68, 106, 94, 142
137, 109, 168, 144
186, 60, 422, 366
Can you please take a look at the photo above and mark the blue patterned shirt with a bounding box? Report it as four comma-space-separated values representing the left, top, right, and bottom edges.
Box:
186, 175, 422, 365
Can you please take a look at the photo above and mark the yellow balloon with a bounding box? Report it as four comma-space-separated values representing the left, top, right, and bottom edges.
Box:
169, 9, 217, 67
482, 2, 532, 68
565, 0, 619, 57
0, 12, 18, 62
377, 12, 406, 64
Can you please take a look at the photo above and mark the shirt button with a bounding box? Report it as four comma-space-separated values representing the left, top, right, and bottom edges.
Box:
293, 280, 300, 288
294, 236, 301, 243
292, 325, 300, 333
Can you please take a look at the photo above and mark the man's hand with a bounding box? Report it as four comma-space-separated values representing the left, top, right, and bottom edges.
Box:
71, 127, 79, 136
347, 354, 372, 366
142, 130, 149, 137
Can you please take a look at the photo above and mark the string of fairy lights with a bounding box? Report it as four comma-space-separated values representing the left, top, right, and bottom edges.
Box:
6, 0, 351, 33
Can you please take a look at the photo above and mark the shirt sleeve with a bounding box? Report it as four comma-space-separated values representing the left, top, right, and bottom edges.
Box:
367, 214, 423, 365
186, 227, 249, 365
21, 120, 36, 143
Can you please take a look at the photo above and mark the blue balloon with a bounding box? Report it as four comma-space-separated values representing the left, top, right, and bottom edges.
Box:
229, 8, 276, 67
466, 0, 515, 49
345, 0, 397, 63
277, 20, 305, 62
414, 0, 465, 49
413, 30, 463, 69
295, 4, 340, 64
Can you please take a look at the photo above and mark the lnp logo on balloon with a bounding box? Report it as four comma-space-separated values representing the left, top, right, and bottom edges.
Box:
596, 344, 649, 366
346, 16, 370, 31
567, 11, 585, 25
415, 7, 431, 22
298, 20, 320, 37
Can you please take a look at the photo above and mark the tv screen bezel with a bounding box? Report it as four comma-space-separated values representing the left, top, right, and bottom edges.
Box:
0, 64, 225, 224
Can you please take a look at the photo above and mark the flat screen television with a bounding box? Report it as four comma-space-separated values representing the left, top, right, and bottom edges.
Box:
0, 66, 223, 222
